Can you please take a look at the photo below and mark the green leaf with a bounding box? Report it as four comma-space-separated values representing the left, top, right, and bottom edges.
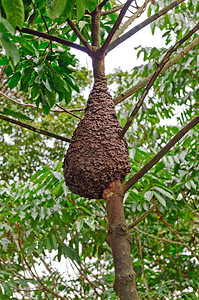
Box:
1, 0, 25, 29
0, 108, 32, 121
76, 0, 85, 20
0, 33, 20, 66
8, 71, 21, 89
153, 191, 166, 207
47, 0, 66, 18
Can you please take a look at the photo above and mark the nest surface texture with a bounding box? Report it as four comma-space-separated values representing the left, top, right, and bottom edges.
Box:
63, 76, 131, 199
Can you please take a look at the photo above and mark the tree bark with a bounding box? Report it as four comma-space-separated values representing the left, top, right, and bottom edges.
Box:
103, 180, 140, 300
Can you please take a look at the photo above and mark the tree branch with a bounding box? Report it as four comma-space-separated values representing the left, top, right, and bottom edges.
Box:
55, 103, 81, 119
16, 27, 91, 55
66, 18, 92, 51
128, 204, 158, 229
120, 21, 199, 137
113, 34, 199, 105
123, 115, 199, 193
107, 0, 185, 53
99, 0, 135, 55
0, 114, 71, 143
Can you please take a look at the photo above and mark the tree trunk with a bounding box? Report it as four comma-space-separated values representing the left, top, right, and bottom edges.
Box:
103, 180, 140, 300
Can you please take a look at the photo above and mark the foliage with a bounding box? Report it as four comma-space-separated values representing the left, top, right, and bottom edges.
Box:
0, 0, 198, 299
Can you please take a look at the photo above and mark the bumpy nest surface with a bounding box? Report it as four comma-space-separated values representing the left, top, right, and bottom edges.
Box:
63, 76, 131, 199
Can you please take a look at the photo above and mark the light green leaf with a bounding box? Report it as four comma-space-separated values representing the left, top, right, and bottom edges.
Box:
47, 0, 67, 18
153, 191, 166, 207
1, 0, 25, 29
0, 33, 20, 66
144, 191, 153, 201
154, 186, 174, 199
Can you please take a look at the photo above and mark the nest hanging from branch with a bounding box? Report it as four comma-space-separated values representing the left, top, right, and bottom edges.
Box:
63, 76, 131, 199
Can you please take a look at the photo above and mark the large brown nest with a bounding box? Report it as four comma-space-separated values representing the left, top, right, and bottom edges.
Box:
63, 76, 131, 199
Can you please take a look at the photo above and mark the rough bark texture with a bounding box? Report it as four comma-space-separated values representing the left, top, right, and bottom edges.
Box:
103, 180, 140, 300
63, 76, 131, 199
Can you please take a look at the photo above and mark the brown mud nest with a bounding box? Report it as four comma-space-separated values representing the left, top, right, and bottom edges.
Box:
63, 76, 131, 199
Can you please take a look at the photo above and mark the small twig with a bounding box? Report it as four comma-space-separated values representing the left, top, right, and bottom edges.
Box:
55, 103, 81, 119
0, 114, 71, 143
120, 21, 199, 138
128, 204, 158, 229
123, 115, 199, 193
185, 4, 197, 24
137, 230, 152, 298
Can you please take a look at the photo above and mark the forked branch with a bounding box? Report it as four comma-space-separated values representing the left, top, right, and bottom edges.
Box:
123, 115, 199, 193
0, 115, 71, 143
120, 21, 199, 137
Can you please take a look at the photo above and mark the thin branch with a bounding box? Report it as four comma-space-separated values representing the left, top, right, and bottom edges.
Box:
55, 103, 81, 119
66, 18, 92, 51
113, 34, 199, 105
137, 230, 151, 297
0, 114, 71, 143
123, 115, 199, 193
16, 27, 91, 55
134, 227, 184, 245
101, 4, 124, 16
128, 204, 158, 229
111, 0, 149, 43
120, 21, 199, 137
107, 0, 185, 53
0, 90, 84, 112
99, 0, 135, 54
